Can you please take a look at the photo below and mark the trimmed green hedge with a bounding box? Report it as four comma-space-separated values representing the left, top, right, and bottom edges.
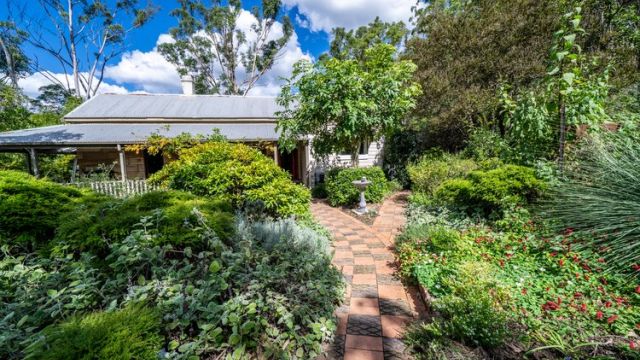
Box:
149, 142, 311, 218
325, 166, 392, 206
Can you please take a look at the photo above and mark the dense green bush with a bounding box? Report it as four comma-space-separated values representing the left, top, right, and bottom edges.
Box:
407, 153, 478, 194
324, 166, 392, 206
0, 171, 85, 249
24, 305, 162, 360
149, 141, 310, 218
54, 190, 234, 254
435, 165, 546, 215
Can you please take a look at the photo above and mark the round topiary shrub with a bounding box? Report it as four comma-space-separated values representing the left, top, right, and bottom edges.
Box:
148, 141, 311, 218
24, 304, 162, 360
324, 166, 392, 206
0, 170, 86, 249
434, 165, 546, 215
54, 190, 234, 254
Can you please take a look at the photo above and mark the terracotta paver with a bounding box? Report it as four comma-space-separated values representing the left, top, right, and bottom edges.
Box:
313, 192, 421, 360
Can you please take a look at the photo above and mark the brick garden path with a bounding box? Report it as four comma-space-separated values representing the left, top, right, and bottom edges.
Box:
313, 192, 426, 360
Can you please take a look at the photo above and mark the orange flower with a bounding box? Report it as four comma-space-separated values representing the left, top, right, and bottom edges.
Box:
607, 315, 618, 324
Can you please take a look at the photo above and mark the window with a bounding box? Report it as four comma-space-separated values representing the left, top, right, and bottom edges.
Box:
339, 141, 370, 156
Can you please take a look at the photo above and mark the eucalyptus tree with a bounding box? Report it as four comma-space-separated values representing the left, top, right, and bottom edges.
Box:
0, 21, 28, 88
15, 0, 156, 99
277, 44, 421, 167
159, 0, 293, 95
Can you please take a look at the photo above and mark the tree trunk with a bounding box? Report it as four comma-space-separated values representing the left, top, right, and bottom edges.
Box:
67, 0, 81, 98
350, 145, 360, 168
558, 95, 566, 176
0, 35, 18, 88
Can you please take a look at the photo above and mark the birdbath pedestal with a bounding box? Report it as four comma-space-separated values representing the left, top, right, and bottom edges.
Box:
352, 176, 372, 215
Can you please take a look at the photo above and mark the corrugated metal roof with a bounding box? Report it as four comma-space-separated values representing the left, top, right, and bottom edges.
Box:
0, 123, 279, 148
65, 94, 283, 120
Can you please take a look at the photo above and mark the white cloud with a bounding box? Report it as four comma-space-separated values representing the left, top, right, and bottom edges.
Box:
104, 36, 182, 93
19, 72, 128, 98
21, 9, 310, 98
101, 10, 310, 96
282, 0, 416, 33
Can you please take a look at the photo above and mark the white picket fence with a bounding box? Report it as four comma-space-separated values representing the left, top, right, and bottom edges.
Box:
70, 180, 161, 198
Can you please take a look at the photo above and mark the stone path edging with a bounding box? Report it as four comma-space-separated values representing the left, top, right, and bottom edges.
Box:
312, 192, 426, 360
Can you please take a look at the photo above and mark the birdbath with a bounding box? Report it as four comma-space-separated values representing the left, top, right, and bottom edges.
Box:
352, 176, 372, 215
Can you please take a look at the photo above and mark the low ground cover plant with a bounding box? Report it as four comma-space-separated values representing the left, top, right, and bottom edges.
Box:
149, 141, 311, 218
398, 189, 640, 359
0, 174, 343, 359
324, 166, 394, 206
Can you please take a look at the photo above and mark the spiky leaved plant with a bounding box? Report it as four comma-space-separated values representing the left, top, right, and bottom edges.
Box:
543, 134, 640, 275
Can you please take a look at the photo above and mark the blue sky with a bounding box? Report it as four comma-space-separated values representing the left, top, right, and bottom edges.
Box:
3, 0, 417, 96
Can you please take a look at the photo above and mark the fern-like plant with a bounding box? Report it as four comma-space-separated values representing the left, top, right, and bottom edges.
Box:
543, 134, 640, 274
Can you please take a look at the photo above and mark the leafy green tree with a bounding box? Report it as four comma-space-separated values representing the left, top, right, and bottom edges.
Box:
277, 44, 421, 167
405, 0, 563, 150
326, 17, 407, 62
32, 84, 77, 114
16, 0, 156, 99
159, 0, 293, 95
0, 21, 28, 88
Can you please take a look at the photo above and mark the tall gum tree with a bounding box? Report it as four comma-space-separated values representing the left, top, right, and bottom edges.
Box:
15, 0, 156, 99
159, 0, 293, 95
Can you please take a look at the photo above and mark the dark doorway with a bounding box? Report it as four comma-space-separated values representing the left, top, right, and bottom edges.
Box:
144, 150, 164, 177
278, 147, 300, 182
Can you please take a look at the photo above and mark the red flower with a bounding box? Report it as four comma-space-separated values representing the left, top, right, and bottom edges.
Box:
631, 341, 637, 350
580, 303, 587, 312
573, 255, 580, 263
607, 315, 618, 324
600, 277, 608, 285
506, 253, 513, 259
565, 228, 574, 236
499, 260, 505, 268
575, 272, 581, 279
616, 297, 624, 305
550, 252, 557, 257
632, 264, 640, 271
605, 301, 612, 308
574, 292, 583, 298
559, 259, 565, 267
635, 285, 640, 294
584, 274, 590, 281
521, 288, 527, 295
581, 263, 592, 272
522, 244, 527, 252
597, 257, 605, 263
542, 301, 560, 311
596, 311, 604, 320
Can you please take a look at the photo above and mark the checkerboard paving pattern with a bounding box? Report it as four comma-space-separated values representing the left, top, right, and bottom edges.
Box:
313, 192, 426, 360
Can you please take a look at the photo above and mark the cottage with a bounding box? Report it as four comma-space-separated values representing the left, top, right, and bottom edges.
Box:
0, 77, 383, 186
